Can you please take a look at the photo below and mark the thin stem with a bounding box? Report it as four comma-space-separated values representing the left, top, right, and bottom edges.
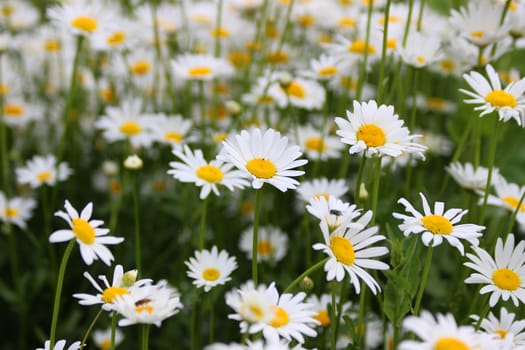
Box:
141, 324, 150, 350
330, 283, 337, 350
252, 189, 262, 284
356, 281, 368, 348
209, 290, 215, 343
355, 0, 374, 101
0, 53, 9, 195
80, 308, 104, 349
402, 0, 415, 47
283, 258, 329, 293
213, 0, 224, 58
49, 240, 75, 349
409, 68, 420, 132
479, 118, 501, 225
110, 312, 117, 350
376, 0, 392, 103
199, 196, 209, 250
416, 0, 426, 32
198, 81, 207, 151
132, 172, 142, 276
370, 157, 382, 225
190, 295, 199, 350
413, 245, 434, 315
504, 190, 525, 238
475, 301, 491, 330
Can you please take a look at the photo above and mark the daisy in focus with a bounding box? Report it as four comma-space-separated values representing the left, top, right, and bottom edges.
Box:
393, 192, 485, 255
460, 64, 525, 126
218, 128, 308, 192
36, 339, 81, 350
464, 233, 525, 307
168, 145, 249, 199
472, 307, 525, 347
306, 195, 361, 231
16, 155, 72, 189
239, 225, 288, 263
446, 162, 501, 191
335, 100, 427, 158
313, 210, 389, 294
49, 200, 124, 266
185, 246, 238, 292
0, 191, 36, 229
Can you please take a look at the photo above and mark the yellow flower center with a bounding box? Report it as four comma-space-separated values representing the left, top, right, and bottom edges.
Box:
37, 171, 53, 182
246, 158, 277, 179
4, 207, 18, 218
257, 240, 274, 255
188, 66, 213, 78
314, 193, 330, 200
213, 132, 227, 143
1, 5, 13, 16
492, 268, 521, 291
71, 16, 98, 33
229, 51, 251, 68
330, 236, 356, 265
0, 84, 9, 95
427, 97, 447, 110
285, 81, 306, 99
305, 137, 326, 152
297, 15, 315, 27
314, 310, 330, 327
434, 337, 470, 350
107, 31, 126, 46
386, 38, 397, 49
135, 305, 154, 314
495, 329, 507, 339
417, 56, 425, 64
164, 131, 182, 143
120, 121, 142, 136
485, 90, 517, 108
470, 31, 484, 39
337, 17, 356, 28
210, 27, 230, 38
101, 286, 129, 303
245, 304, 264, 321
502, 196, 525, 212
356, 124, 386, 147
317, 66, 338, 77
349, 40, 376, 55
240, 200, 254, 216
440, 59, 455, 72
4, 103, 24, 117
202, 268, 221, 281
257, 95, 274, 104
44, 39, 61, 52
421, 215, 453, 235
100, 88, 115, 103
196, 165, 224, 183
130, 60, 151, 75
72, 218, 96, 244
379, 15, 401, 25
266, 51, 289, 64
99, 339, 111, 350
269, 306, 289, 327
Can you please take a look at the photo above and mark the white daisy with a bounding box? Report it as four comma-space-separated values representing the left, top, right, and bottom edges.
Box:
313, 210, 390, 294
464, 233, 525, 307
218, 128, 308, 192
306, 293, 352, 328
239, 225, 288, 263
397, 32, 443, 68
303, 54, 345, 81
2, 98, 41, 127
393, 192, 485, 255
306, 195, 361, 231
185, 246, 238, 292
460, 64, 525, 126
446, 162, 501, 191
226, 281, 275, 330
267, 76, 326, 110
293, 124, 345, 160
0, 191, 36, 229
296, 178, 349, 203
478, 177, 525, 225
472, 307, 525, 347
172, 53, 234, 81
16, 154, 72, 189
335, 100, 427, 158
37, 339, 81, 350
49, 200, 124, 266
168, 145, 249, 199
92, 328, 124, 350
148, 113, 193, 149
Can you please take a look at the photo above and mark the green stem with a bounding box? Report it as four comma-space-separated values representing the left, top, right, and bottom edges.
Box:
479, 118, 501, 225
198, 81, 207, 151
110, 312, 118, 350
209, 290, 215, 343
330, 282, 337, 350
190, 295, 199, 350
356, 281, 368, 349
416, 0, 426, 32
413, 245, 433, 315
475, 301, 491, 330
0, 53, 9, 195
80, 308, 103, 349
402, 0, 415, 47
132, 172, 142, 276
141, 324, 150, 350
370, 157, 382, 225
409, 68, 420, 132
252, 189, 262, 284
355, 0, 374, 101
376, 0, 392, 103
283, 258, 329, 293
213, 0, 224, 57
49, 240, 75, 349
504, 190, 525, 238
199, 196, 209, 250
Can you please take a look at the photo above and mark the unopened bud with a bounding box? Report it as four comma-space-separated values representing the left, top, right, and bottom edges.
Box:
225, 100, 242, 116
278, 72, 293, 89
299, 276, 314, 291
102, 160, 119, 176
124, 154, 143, 170
122, 269, 138, 286
359, 183, 368, 200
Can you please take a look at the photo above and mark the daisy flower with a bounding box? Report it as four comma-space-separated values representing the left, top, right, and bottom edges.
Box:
446, 162, 501, 191
296, 178, 349, 203
292, 124, 345, 160
226, 281, 274, 329
37, 340, 81, 350
46, 0, 114, 37
464, 233, 525, 307
2, 97, 41, 127
478, 177, 525, 224
16, 154, 72, 189
49, 200, 124, 266
313, 210, 389, 294
148, 113, 193, 149
185, 246, 238, 292
306, 195, 361, 231
172, 53, 234, 81
0, 191, 36, 229
239, 225, 288, 263
218, 128, 308, 192
397, 32, 443, 68
306, 293, 352, 328
168, 145, 249, 199
303, 54, 345, 81
472, 307, 525, 347
393, 192, 485, 255
92, 328, 124, 350
267, 75, 326, 110
460, 64, 525, 126
335, 100, 427, 158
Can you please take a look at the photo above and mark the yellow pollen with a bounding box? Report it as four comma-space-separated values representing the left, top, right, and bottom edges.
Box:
470, 31, 484, 39
164, 131, 182, 143
257, 240, 274, 255
249, 304, 264, 320
213, 132, 228, 143
229, 51, 251, 68
101, 287, 129, 304
330, 236, 356, 265
502, 196, 525, 212
421, 215, 453, 234
338, 17, 356, 28
246, 158, 277, 179
379, 15, 401, 25
305, 137, 326, 152
188, 66, 213, 78
191, 14, 211, 25
426, 97, 447, 110
99, 339, 111, 350
100, 88, 115, 102
297, 15, 315, 27
202, 268, 221, 281
495, 329, 508, 339
107, 31, 126, 46
37, 171, 53, 182
210, 27, 230, 38
120, 121, 142, 136
492, 268, 521, 291
485, 90, 517, 108
71, 16, 98, 33
267, 51, 289, 64
285, 81, 306, 99
314, 310, 330, 327
44, 40, 61, 52
240, 200, 254, 216
135, 305, 154, 314
1, 5, 13, 16
433, 337, 470, 350
509, 2, 517, 11
4, 103, 24, 117
265, 24, 280, 39
72, 218, 96, 244
131, 60, 151, 75
386, 38, 397, 49
110, 180, 121, 194
317, 66, 338, 77
356, 124, 386, 147
349, 40, 376, 54
257, 95, 274, 104
4, 207, 18, 218
196, 165, 223, 183
417, 56, 425, 64
314, 193, 330, 200
0, 84, 9, 95
270, 306, 289, 327
440, 59, 455, 72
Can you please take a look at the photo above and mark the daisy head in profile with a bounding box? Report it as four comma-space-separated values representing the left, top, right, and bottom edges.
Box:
0, 191, 36, 229
49, 200, 124, 266
218, 128, 308, 192
460, 64, 525, 126
393, 192, 485, 255
185, 246, 238, 292
472, 306, 525, 347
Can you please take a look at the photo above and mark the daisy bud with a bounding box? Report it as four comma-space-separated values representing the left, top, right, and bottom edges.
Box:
300, 276, 314, 291
103, 160, 119, 176
359, 183, 368, 200
225, 100, 242, 116
124, 154, 143, 170
122, 269, 138, 286
278, 72, 292, 89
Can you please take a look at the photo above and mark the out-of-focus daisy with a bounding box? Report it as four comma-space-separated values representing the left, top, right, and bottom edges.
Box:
92, 327, 124, 350
460, 64, 525, 126
446, 162, 501, 191
337, 316, 384, 350
112, 281, 183, 327
399, 311, 489, 350
313, 210, 389, 294
168, 145, 249, 199
148, 113, 193, 149
36, 340, 81, 350
464, 233, 525, 307
0, 192, 36, 229
296, 178, 349, 202
306, 293, 352, 329
292, 124, 344, 160
172, 53, 234, 81
335, 100, 427, 158
267, 75, 326, 110
323, 32, 382, 68
50, 200, 124, 266
472, 307, 525, 347
414, 94, 457, 114
218, 128, 308, 192
397, 32, 442, 68
393, 192, 485, 255
90, 16, 140, 52
303, 54, 345, 81
185, 246, 238, 292
226, 281, 274, 330
239, 225, 288, 263
2, 98, 41, 127
306, 195, 360, 231
418, 131, 453, 157
478, 177, 525, 224
16, 154, 72, 189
